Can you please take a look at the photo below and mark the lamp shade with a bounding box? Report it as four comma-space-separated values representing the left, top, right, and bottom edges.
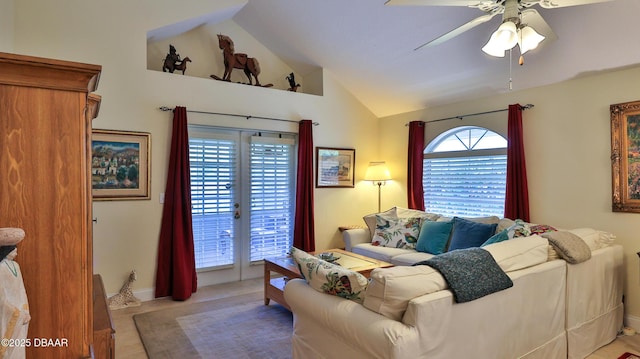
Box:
482, 20, 518, 57
482, 32, 507, 57
518, 25, 545, 54
364, 161, 391, 181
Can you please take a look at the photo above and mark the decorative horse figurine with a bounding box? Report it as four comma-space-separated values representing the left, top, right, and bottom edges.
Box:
173, 57, 191, 75
162, 44, 181, 73
216, 34, 261, 86
286, 72, 300, 92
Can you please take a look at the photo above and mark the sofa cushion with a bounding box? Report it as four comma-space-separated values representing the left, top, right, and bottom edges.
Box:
482, 229, 509, 246
371, 216, 421, 249
415, 220, 453, 255
437, 215, 500, 224
389, 251, 435, 266
447, 217, 497, 251
291, 247, 369, 304
396, 207, 441, 222
482, 235, 549, 272
363, 207, 396, 238
567, 228, 616, 251
496, 218, 516, 232
352, 243, 414, 263
363, 207, 440, 239
542, 231, 591, 264
363, 265, 447, 321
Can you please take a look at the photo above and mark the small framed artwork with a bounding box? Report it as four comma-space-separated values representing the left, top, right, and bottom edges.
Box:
91, 129, 151, 200
611, 100, 640, 212
316, 147, 355, 188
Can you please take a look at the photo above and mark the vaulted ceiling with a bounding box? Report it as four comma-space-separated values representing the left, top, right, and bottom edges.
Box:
167, 0, 640, 117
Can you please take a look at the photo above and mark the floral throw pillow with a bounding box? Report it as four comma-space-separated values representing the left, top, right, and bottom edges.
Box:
508, 219, 557, 238
507, 219, 532, 238
290, 247, 368, 304
371, 215, 421, 249
530, 224, 557, 235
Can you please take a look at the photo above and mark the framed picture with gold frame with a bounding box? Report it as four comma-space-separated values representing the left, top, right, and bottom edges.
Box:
611, 100, 640, 212
315, 147, 355, 188
91, 129, 151, 200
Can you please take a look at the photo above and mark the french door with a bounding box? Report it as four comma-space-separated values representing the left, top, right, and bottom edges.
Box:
188, 126, 296, 282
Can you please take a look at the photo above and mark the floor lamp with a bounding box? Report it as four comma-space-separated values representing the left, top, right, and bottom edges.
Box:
364, 161, 392, 212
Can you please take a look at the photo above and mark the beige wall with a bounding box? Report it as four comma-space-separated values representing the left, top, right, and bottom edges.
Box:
0, 0, 14, 51
8, 0, 381, 296
380, 65, 640, 319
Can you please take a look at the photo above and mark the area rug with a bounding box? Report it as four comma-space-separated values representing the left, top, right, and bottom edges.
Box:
619, 352, 640, 359
134, 291, 292, 359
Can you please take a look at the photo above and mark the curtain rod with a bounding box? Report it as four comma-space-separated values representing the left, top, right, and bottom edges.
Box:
406, 103, 534, 126
158, 106, 319, 126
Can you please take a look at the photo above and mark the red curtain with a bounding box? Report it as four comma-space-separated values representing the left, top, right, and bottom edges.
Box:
293, 120, 315, 251
155, 106, 197, 300
504, 104, 530, 221
407, 121, 425, 210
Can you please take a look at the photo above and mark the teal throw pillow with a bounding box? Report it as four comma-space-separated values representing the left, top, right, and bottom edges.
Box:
481, 229, 509, 246
448, 217, 498, 251
416, 220, 453, 255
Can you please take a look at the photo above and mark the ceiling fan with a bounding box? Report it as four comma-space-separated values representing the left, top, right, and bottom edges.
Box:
385, 0, 612, 57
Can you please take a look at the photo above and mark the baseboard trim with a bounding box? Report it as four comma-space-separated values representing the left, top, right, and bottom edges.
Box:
625, 314, 640, 332
107, 288, 155, 303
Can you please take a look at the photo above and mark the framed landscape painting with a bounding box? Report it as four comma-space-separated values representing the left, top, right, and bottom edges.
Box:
316, 147, 355, 188
92, 129, 151, 200
611, 100, 640, 212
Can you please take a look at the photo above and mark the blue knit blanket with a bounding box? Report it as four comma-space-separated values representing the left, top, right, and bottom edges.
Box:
414, 248, 513, 303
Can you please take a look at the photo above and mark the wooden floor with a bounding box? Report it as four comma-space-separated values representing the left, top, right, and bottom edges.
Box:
112, 278, 640, 358
112, 278, 264, 359
588, 335, 640, 359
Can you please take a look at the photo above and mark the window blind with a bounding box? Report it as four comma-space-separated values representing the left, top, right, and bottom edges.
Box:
423, 155, 507, 217
189, 137, 236, 269
249, 135, 295, 262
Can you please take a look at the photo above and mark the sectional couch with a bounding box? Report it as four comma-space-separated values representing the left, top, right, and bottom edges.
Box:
283, 208, 624, 359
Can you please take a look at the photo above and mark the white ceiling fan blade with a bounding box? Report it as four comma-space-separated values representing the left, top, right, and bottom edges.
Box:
414, 11, 499, 50
537, 0, 613, 8
520, 9, 557, 42
385, 0, 485, 6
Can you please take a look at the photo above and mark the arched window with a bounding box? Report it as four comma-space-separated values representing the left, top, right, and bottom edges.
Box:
423, 126, 507, 217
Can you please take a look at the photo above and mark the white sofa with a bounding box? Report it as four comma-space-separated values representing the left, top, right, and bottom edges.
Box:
344, 210, 508, 266
284, 221, 623, 359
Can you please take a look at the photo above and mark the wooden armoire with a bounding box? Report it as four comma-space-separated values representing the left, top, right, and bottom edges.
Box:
0, 52, 111, 358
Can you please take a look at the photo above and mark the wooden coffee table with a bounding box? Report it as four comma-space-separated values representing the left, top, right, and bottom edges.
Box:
263, 248, 393, 310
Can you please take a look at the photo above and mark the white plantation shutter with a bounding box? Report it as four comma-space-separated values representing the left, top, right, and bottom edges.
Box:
189, 136, 237, 269
423, 154, 507, 217
423, 126, 507, 217
249, 135, 295, 262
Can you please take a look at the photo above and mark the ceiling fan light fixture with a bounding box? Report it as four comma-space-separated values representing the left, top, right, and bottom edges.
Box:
494, 21, 518, 48
482, 33, 506, 57
482, 21, 518, 57
518, 25, 545, 54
